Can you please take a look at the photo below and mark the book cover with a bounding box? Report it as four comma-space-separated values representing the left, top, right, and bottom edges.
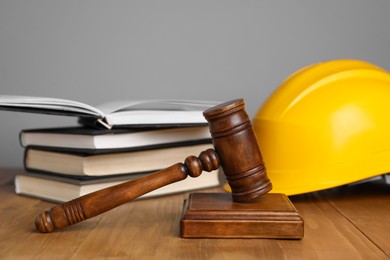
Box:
15, 170, 221, 203
24, 143, 214, 176
20, 126, 211, 152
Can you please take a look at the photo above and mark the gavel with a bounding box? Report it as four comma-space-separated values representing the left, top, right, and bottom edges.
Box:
35, 99, 272, 233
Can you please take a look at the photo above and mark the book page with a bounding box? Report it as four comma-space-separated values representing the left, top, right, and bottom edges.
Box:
96, 99, 220, 114
0, 95, 103, 117
0, 95, 220, 128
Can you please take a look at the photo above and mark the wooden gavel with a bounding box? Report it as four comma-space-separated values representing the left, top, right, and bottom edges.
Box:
35, 99, 272, 233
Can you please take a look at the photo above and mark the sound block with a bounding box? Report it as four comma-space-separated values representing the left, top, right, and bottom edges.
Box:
180, 193, 304, 239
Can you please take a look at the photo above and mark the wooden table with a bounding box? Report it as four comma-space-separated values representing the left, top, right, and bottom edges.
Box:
0, 168, 389, 259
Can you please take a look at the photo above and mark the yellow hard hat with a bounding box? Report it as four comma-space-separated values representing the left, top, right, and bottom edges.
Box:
253, 59, 390, 195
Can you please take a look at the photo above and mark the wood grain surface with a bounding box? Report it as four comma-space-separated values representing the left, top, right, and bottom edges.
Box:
0, 168, 389, 259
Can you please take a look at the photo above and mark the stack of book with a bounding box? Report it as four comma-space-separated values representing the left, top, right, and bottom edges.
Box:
0, 96, 221, 202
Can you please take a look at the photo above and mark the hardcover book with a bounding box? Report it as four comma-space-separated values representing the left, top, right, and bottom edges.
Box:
15, 170, 221, 203
20, 126, 211, 152
24, 143, 214, 176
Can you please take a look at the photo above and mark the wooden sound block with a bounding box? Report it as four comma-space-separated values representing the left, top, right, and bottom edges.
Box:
180, 193, 304, 239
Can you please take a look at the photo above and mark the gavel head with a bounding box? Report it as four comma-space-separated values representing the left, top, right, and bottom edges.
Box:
203, 99, 272, 202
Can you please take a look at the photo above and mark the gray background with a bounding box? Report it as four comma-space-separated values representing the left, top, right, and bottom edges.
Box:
1, 1, 389, 168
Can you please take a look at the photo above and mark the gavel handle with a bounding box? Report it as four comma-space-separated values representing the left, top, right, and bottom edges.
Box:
35, 149, 220, 233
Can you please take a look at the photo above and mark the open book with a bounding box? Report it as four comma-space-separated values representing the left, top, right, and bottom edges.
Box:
0, 95, 220, 129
